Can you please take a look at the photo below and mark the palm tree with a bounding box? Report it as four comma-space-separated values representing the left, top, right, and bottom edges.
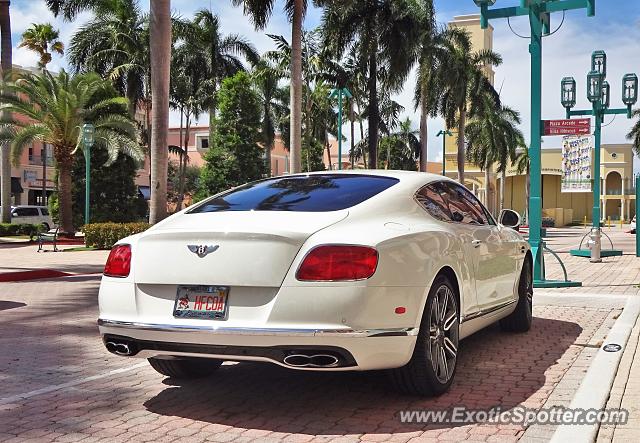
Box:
232, 0, 307, 174
253, 58, 289, 176
65, 0, 149, 117
0, 0, 11, 224
170, 44, 205, 211
149, 0, 171, 224
181, 9, 258, 147
18, 23, 64, 70
320, 0, 422, 169
0, 71, 143, 233
380, 117, 420, 170
627, 109, 640, 155
466, 96, 524, 214
436, 29, 502, 184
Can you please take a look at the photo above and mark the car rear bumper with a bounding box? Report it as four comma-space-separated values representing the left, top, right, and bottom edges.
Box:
97, 318, 418, 371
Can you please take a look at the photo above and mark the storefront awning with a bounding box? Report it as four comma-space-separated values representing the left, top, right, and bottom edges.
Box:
138, 186, 150, 201
11, 177, 23, 194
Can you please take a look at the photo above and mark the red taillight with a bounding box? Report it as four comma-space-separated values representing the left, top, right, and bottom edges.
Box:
104, 244, 131, 278
296, 245, 378, 281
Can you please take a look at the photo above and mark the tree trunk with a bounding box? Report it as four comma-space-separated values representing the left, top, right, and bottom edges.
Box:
349, 100, 355, 169
367, 50, 379, 169
500, 169, 506, 213
325, 130, 332, 170
419, 98, 428, 172
456, 106, 466, 184
357, 101, 366, 168
264, 100, 272, 176
149, 0, 171, 224
0, 0, 12, 223
57, 160, 74, 234
177, 115, 190, 212
484, 167, 490, 211
289, 0, 303, 174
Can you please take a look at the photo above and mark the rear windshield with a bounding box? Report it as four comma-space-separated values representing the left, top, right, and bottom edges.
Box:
190, 174, 399, 213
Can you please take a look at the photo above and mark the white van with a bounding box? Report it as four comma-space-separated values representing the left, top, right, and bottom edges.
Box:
6, 206, 55, 230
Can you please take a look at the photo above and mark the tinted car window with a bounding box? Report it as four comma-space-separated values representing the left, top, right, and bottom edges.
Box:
190, 175, 399, 213
416, 185, 453, 222
40, 208, 49, 216
14, 208, 39, 217
438, 183, 488, 225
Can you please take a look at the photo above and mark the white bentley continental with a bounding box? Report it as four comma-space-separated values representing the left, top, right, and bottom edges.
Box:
98, 170, 532, 396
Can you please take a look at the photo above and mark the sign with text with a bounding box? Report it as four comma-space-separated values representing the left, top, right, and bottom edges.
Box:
561, 135, 593, 193
543, 118, 591, 136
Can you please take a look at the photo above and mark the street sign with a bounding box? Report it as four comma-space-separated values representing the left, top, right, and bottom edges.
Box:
543, 118, 591, 136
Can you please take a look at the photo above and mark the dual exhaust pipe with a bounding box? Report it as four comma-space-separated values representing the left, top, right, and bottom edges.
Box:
283, 353, 340, 368
105, 341, 135, 356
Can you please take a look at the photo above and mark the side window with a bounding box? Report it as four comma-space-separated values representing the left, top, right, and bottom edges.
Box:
416, 185, 453, 222
40, 208, 49, 216
439, 183, 488, 225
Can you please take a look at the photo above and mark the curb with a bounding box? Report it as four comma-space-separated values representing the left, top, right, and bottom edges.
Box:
0, 270, 102, 282
550, 297, 640, 443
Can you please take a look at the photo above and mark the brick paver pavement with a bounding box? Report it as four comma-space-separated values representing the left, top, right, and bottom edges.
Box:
0, 268, 618, 442
0, 244, 109, 275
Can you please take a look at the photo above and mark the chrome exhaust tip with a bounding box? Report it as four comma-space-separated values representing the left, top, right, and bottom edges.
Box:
105, 341, 134, 356
283, 353, 340, 368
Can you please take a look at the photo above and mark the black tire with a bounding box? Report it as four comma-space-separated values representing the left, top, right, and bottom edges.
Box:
389, 274, 459, 396
499, 258, 533, 333
41, 223, 50, 232
148, 357, 222, 378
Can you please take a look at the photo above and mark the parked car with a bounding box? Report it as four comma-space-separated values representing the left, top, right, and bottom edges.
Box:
0, 205, 54, 231
97, 171, 532, 396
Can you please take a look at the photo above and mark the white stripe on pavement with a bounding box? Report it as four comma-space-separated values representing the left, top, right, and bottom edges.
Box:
0, 362, 148, 406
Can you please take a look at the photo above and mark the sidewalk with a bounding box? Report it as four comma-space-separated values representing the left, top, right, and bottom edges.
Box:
0, 243, 109, 277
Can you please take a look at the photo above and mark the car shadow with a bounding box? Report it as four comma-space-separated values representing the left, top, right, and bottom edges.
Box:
0, 300, 26, 311
143, 317, 582, 433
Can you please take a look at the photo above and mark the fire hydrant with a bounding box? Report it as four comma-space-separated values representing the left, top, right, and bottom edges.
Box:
587, 227, 602, 263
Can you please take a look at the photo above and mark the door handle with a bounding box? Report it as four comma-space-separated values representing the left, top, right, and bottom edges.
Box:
472, 239, 483, 248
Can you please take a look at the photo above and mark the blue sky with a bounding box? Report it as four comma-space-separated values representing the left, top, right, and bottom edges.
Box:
9, 0, 640, 164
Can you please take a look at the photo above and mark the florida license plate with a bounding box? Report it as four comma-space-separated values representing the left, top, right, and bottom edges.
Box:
173, 285, 229, 320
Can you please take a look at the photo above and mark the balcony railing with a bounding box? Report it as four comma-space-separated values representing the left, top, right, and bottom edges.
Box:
28, 155, 54, 166
604, 187, 636, 196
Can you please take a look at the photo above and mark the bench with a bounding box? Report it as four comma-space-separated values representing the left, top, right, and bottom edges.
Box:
38, 226, 59, 252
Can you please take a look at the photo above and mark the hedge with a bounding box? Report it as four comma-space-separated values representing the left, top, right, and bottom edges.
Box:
0, 223, 43, 238
83, 222, 150, 249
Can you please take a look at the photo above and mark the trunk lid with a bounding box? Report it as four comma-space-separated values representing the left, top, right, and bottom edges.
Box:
133, 211, 347, 286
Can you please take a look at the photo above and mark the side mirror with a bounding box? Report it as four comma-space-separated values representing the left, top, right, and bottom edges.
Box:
499, 209, 521, 230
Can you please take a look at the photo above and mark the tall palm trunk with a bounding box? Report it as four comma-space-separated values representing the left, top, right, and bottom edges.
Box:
456, 106, 466, 184
500, 169, 506, 213
149, 0, 171, 224
264, 100, 272, 176
57, 159, 74, 234
325, 129, 332, 170
176, 115, 190, 212
0, 0, 11, 223
367, 49, 379, 169
484, 166, 490, 211
289, 0, 303, 174
419, 98, 428, 172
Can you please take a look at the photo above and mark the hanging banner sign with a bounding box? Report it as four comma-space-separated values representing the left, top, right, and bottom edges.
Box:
543, 118, 591, 136
561, 135, 593, 193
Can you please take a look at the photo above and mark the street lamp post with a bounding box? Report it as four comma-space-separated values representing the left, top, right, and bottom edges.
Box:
329, 87, 353, 170
436, 130, 453, 176
561, 50, 638, 262
475, 0, 594, 288
82, 123, 95, 226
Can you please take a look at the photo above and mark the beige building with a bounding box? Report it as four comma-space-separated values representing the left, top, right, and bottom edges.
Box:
444, 15, 636, 224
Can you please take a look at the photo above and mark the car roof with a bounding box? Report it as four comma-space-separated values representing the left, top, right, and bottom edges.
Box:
281, 169, 452, 188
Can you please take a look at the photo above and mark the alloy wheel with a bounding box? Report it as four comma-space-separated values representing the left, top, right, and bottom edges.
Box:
428, 284, 459, 384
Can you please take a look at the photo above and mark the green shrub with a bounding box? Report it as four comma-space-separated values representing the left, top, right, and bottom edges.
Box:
0, 223, 43, 238
83, 222, 150, 249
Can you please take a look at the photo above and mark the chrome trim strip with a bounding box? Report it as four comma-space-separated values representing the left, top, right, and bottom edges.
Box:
460, 299, 518, 323
97, 319, 418, 337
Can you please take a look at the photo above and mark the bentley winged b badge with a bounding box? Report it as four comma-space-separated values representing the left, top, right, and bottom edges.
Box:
187, 244, 219, 258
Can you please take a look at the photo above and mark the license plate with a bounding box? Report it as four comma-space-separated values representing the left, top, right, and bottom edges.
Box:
173, 285, 229, 320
